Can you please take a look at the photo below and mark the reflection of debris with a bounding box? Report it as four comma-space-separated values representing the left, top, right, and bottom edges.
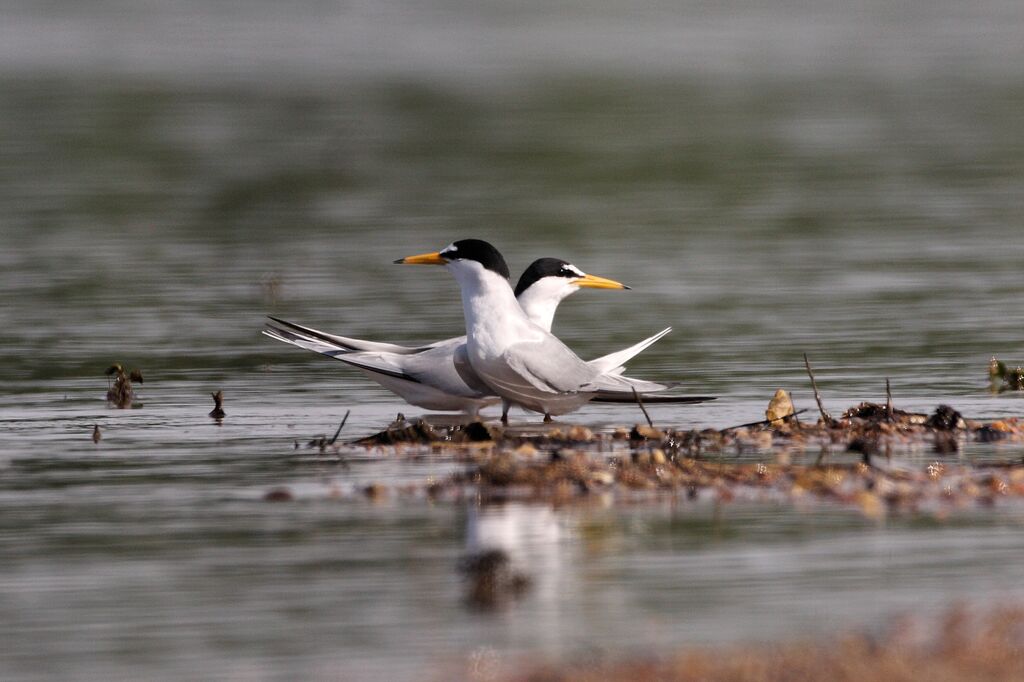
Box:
209, 390, 226, 420
459, 549, 531, 610
363, 483, 388, 501
91, 425, 101, 443
264, 487, 293, 502
369, 441, 1024, 518
260, 275, 282, 304
105, 364, 143, 408
990, 357, 1024, 392
505, 603, 1024, 682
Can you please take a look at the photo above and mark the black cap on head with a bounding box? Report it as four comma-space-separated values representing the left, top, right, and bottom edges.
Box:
513, 258, 584, 297
440, 239, 510, 279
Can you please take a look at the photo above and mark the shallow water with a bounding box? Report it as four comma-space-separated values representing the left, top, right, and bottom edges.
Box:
2, 1, 1024, 679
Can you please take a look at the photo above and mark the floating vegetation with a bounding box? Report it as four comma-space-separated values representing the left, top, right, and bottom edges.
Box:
104, 363, 143, 408
498, 603, 1024, 682
989, 357, 1024, 392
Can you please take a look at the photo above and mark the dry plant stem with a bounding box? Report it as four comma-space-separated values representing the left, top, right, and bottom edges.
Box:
632, 388, 654, 428
328, 410, 351, 445
804, 353, 835, 426
723, 409, 810, 432
886, 378, 894, 422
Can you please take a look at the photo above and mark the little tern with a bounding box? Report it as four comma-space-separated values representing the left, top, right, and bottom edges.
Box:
396, 239, 687, 419
264, 257, 695, 417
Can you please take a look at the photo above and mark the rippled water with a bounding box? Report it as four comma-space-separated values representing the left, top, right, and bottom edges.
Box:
2, 1, 1024, 679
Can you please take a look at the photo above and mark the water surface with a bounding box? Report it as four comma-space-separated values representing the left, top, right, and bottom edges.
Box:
2, 1, 1024, 679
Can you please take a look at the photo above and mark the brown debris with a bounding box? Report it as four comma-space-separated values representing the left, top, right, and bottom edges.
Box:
926, 405, 965, 430
990, 357, 1024, 392
336, 397, 1024, 515
209, 390, 226, 420
765, 389, 796, 425
104, 363, 143, 408
842, 402, 924, 424
354, 416, 503, 446
91, 424, 101, 443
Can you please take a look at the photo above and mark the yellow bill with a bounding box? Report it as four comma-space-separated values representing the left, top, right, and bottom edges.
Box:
393, 251, 447, 265
573, 273, 629, 290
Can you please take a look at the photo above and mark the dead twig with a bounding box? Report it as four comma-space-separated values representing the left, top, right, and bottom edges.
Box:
722, 409, 810, 432
803, 353, 835, 426
632, 388, 654, 429
328, 410, 351, 445
885, 378, 894, 422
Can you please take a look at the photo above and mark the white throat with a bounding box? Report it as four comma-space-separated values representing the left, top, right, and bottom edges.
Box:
515, 278, 576, 332
447, 260, 539, 354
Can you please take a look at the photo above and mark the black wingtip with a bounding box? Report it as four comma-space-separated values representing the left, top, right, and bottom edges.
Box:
590, 394, 717, 404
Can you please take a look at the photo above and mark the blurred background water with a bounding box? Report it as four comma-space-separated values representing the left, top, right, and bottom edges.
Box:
1, 1, 1023, 679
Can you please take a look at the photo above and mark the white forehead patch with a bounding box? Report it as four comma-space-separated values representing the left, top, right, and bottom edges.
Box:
440, 243, 458, 256
565, 264, 585, 277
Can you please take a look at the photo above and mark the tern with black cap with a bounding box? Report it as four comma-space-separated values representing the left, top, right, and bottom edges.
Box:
395, 239, 690, 420
264, 255, 708, 418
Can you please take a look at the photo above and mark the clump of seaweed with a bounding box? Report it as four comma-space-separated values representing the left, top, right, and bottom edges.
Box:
105, 363, 143, 408
989, 357, 1024, 392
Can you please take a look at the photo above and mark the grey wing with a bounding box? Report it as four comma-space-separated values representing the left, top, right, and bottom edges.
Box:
398, 340, 490, 398
453, 343, 495, 394
501, 339, 599, 393
336, 339, 490, 399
